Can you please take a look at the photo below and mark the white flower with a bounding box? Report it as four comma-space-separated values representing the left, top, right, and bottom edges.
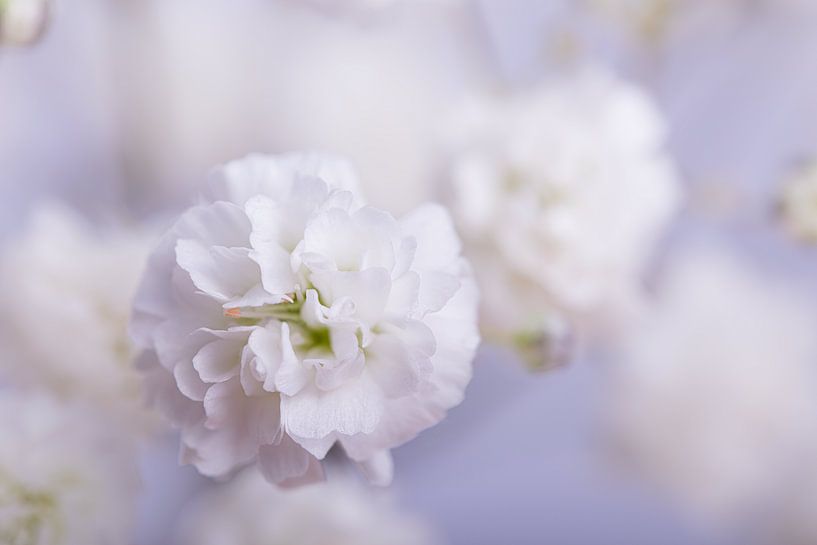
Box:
175, 469, 442, 545
0, 0, 49, 46
131, 153, 480, 487
0, 204, 158, 433
113, 1, 485, 218
584, 0, 757, 43
780, 161, 817, 243
609, 249, 817, 534
0, 391, 140, 545
443, 68, 679, 364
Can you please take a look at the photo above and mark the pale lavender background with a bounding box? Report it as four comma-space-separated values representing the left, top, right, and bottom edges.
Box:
2, 1, 817, 544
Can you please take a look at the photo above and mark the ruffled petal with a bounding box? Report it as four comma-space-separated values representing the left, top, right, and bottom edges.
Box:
399, 204, 461, 272
192, 338, 244, 384
282, 374, 384, 439
310, 268, 391, 325
257, 434, 315, 485
176, 241, 260, 303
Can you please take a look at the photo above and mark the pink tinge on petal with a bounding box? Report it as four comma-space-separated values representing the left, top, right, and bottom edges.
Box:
257, 434, 319, 485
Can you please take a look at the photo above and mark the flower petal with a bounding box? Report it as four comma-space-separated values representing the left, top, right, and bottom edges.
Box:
399, 204, 461, 272
311, 268, 391, 325
282, 374, 384, 439
174, 359, 208, 401
176, 241, 260, 302
257, 434, 315, 485
192, 338, 244, 384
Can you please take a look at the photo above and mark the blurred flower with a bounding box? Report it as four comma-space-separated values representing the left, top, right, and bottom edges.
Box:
583, 0, 758, 45
0, 391, 140, 545
443, 68, 679, 367
0, 204, 159, 433
0, 0, 49, 46
587, 0, 678, 42
175, 469, 441, 545
113, 0, 487, 217
132, 153, 480, 487
610, 249, 817, 536
779, 161, 817, 243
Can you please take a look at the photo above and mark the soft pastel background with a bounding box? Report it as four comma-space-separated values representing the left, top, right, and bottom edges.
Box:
3, 1, 817, 544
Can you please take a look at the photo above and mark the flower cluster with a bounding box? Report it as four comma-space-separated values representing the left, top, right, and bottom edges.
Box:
610, 249, 817, 528
131, 153, 480, 486
0, 205, 158, 433
443, 68, 680, 366
0, 392, 139, 545
175, 469, 441, 545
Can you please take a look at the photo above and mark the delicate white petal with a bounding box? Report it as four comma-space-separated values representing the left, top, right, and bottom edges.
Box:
399, 204, 461, 272
174, 359, 209, 401
417, 271, 461, 315
257, 435, 314, 485
282, 375, 384, 439
176, 241, 260, 302
193, 338, 243, 383
366, 335, 422, 399
311, 268, 391, 325
313, 350, 365, 392
247, 323, 287, 392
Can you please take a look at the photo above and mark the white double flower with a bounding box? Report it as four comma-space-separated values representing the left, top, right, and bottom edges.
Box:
131, 153, 480, 486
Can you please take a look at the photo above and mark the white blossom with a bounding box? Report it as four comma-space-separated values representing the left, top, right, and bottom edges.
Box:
0, 0, 49, 46
131, 153, 480, 487
443, 68, 679, 365
0, 391, 140, 545
780, 161, 817, 243
112, 1, 486, 218
609, 249, 817, 536
175, 469, 441, 545
0, 204, 158, 433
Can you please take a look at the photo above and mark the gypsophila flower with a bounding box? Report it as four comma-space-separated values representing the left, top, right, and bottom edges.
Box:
0, 0, 49, 46
175, 469, 442, 545
443, 67, 679, 366
0, 204, 159, 433
610, 249, 817, 533
0, 391, 140, 545
780, 161, 817, 243
131, 153, 480, 487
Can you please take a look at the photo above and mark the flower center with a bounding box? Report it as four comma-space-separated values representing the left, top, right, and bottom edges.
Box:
224, 292, 339, 354
224, 297, 304, 323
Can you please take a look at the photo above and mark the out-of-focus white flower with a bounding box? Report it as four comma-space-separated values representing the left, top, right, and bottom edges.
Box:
113, 1, 487, 217
176, 469, 442, 545
583, 0, 815, 46
0, 391, 140, 545
610, 249, 817, 535
585, 0, 751, 43
131, 153, 480, 487
0, 205, 158, 433
780, 161, 817, 243
443, 68, 679, 366
0, 0, 49, 46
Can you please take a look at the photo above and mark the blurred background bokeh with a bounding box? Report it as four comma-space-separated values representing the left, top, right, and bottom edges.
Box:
3, 1, 817, 544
